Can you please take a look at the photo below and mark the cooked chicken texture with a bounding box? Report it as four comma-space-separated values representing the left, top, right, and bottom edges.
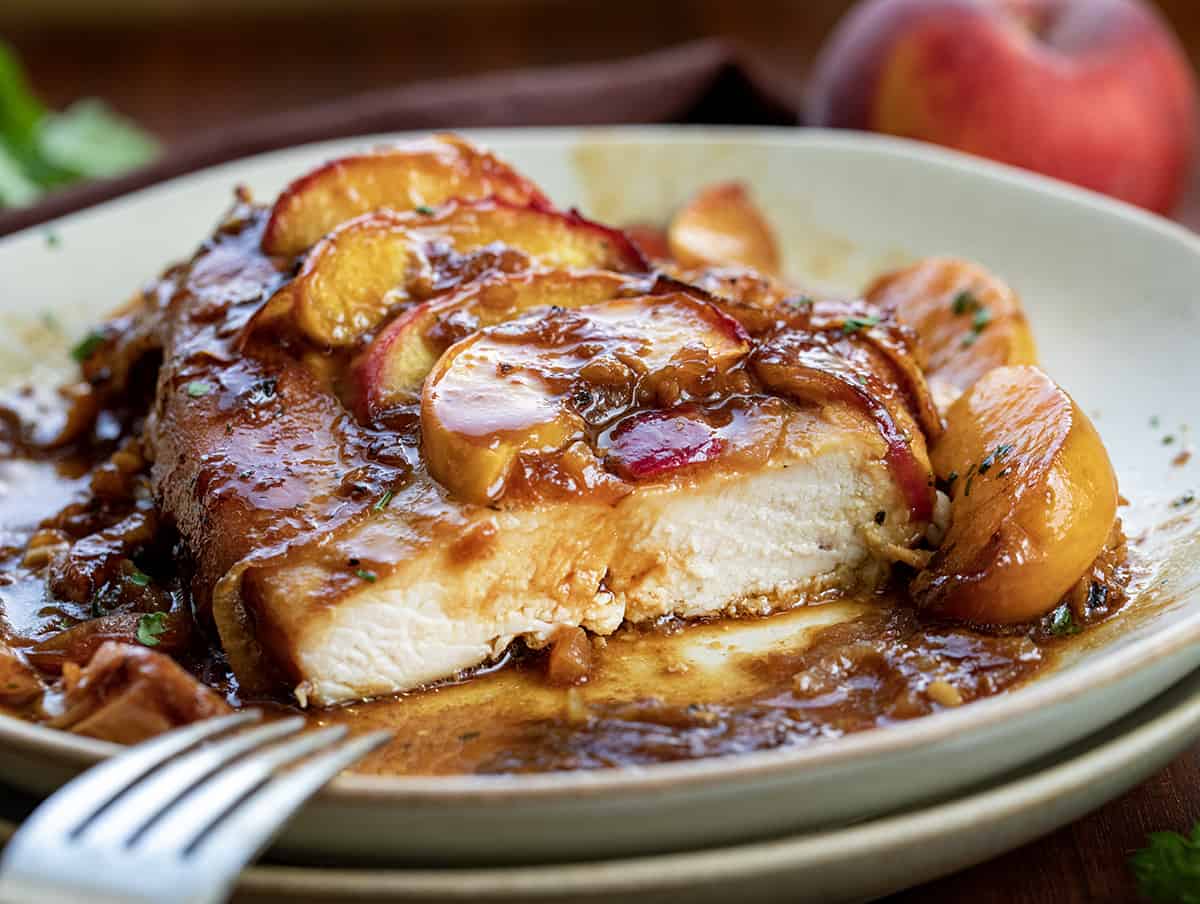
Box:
127, 139, 939, 704
242, 398, 927, 704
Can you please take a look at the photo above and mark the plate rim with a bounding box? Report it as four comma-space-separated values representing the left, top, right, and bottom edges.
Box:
1, 125, 1198, 803
7, 660, 1200, 899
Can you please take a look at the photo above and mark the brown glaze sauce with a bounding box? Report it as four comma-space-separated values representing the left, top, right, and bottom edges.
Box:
0, 198, 1133, 775
306, 603, 1060, 775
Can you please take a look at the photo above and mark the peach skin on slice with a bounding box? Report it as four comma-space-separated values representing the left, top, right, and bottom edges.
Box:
865, 257, 1038, 397
354, 269, 647, 417
912, 366, 1119, 624
261, 133, 549, 257
421, 294, 749, 504
667, 182, 781, 276
273, 199, 649, 347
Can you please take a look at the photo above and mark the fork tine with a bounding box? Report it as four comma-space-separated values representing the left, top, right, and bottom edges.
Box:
188, 730, 390, 877
78, 716, 307, 846
137, 725, 352, 856
1, 710, 260, 859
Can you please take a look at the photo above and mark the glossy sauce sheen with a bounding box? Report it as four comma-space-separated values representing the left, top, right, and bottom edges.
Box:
0, 198, 1130, 774
309, 602, 1052, 774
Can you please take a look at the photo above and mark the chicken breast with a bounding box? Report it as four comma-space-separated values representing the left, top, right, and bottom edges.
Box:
241, 402, 922, 704
141, 197, 936, 706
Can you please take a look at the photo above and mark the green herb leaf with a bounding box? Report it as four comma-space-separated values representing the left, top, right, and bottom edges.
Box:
355, 568, 378, 583
1048, 604, 1080, 636
186, 380, 213, 398
136, 612, 169, 647
70, 330, 106, 363
414, 205, 435, 216
37, 99, 158, 180
372, 489, 394, 513
1131, 821, 1200, 904
0, 43, 159, 209
1173, 491, 1196, 509
0, 142, 38, 206
972, 307, 993, 332
0, 42, 46, 164
842, 315, 880, 335
951, 290, 978, 316
128, 569, 151, 588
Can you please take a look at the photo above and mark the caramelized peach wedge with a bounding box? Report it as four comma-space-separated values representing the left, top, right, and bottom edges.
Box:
912, 366, 1120, 624
354, 269, 648, 416
261, 133, 549, 257
421, 294, 750, 504
667, 182, 781, 275
268, 199, 647, 347
866, 257, 1038, 403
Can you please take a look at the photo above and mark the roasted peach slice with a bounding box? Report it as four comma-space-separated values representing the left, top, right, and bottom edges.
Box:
421, 294, 749, 503
667, 182, 781, 276
865, 257, 1038, 396
603, 406, 725, 480
354, 269, 646, 416
261, 133, 549, 257
272, 199, 648, 347
912, 366, 1119, 624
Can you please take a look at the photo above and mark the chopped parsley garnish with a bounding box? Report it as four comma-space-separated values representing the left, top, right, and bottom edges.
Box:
372, 489, 394, 512
960, 463, 978, 497
951, 290, 979, 316
959, 303, 993, 347
414, 205, 435, 216
185, 380, 213, 398
1048, 604, 1080, 636
1130, 820, 1200, 903
1150, 415, 1161, 429
70, 330, 105, 362
977, 443, 1013, 475
136, 612, 169, 647
842, 315, 880, 335
1173, 491, 1196, 509
1164, 435, 1177, 446
44, 230, 60, 248
128, 569, 151, 587
355, 568, 378, 583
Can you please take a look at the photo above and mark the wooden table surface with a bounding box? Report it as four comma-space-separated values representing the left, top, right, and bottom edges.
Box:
4, 3, 1200, 900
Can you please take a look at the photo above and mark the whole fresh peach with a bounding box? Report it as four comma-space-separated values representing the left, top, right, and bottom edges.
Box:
807, 0, 1198, 214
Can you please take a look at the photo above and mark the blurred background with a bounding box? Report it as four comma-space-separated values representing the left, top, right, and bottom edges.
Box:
3, 0, 1200, 221
1, 0, 1196, 143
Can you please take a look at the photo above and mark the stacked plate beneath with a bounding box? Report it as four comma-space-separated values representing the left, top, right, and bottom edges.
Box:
2, 666, 1199, 902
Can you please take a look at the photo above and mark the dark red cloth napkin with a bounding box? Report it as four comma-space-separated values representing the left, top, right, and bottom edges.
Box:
0, 40, 801, 238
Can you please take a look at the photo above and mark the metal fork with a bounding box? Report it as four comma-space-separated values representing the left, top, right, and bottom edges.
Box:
0, 711, 390, 904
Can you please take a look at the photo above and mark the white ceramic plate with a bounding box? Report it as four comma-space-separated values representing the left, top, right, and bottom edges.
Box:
0, 127, 1198, 864
6, 663, 1200, 902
